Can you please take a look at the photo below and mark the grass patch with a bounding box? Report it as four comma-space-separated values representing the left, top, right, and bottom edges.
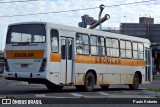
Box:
146, 88, 160, 92
153, 76, 160, 80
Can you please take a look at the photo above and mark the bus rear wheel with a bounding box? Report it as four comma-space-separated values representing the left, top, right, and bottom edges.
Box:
100, 84, 110, 90
46, 84, 63, 91
84, 72, 95, 92
129, 73, 139, 90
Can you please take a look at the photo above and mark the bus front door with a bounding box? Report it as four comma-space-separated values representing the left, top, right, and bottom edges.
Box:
60, 37, 74, 85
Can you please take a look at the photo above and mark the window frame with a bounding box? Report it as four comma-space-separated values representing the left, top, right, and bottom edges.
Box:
120, 39, 132, 59
90, 35, 106, 56
106, 37, 120, 58
76, 33, 90, 55
50, 29, 59, 53
138, 43, 144, 59
6, 24, 46, 44
133, 41, 144, 60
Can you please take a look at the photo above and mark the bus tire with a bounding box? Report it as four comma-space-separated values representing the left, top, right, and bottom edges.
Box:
84, 72, 95, 92
129, 73, 139, 90
46, 84, 63, 91
100, 85, 110, 90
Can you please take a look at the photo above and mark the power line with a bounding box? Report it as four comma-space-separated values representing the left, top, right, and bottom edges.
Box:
0, 0, 157, 18
105, 0, 157, 7
0, 7, 99, 17
0, 0, 41, 4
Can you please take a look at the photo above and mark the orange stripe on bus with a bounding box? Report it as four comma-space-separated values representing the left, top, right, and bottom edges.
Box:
50, 53, 61, 62
75, 55, 145, 66
49, 54, 145, 66
6, 50, 44, 59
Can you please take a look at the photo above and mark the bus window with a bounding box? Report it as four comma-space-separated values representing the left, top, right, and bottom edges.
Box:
106, 38, 119, 57
138, 43, 144, 59
34, 35, 45, 42
133, 42, 144, 59
61, 39, 66, 59
91, 36, 97, 55
120, 40, 125, 57
68, 39, 72, 60
120, 40, 132, 58
91, 35, 105, 56
76, 33, 89, 55
133, 42, 138, 59
7, 24, 46, 43
50, 29, 59, 52
126, 41, 132, 58
11, 33, 31, 42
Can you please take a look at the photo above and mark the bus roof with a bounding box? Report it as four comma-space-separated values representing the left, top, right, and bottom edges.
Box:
8, 21, 150, 44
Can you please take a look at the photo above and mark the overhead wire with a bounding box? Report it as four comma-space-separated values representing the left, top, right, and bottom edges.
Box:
0, 0, 42, 4
0, 0, 157, 18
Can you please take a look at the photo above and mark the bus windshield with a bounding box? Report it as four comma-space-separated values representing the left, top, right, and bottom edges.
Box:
6, 24, 46, 44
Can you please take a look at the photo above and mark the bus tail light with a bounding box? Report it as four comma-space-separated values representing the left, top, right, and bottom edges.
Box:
39, 58, 47, 72
4, 58, 10, 72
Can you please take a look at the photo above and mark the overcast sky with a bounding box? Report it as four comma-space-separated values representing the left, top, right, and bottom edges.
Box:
0, 0, 160, 50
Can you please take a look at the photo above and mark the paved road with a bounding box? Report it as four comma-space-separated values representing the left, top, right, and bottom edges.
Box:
0, 75, 160, 99
0, 75, 160, 106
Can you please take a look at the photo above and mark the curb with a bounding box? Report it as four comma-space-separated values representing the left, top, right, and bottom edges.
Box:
143, 90, 160, 96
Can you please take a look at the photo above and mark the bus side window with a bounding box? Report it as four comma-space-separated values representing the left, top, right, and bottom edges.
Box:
133, 42, 138, 59
50, 29, 59, 52
120, 40, 132, 58
68, 39, 72, 60
97, 36, 105, 56
138, 43, 144, 59
90, 35, 105, 56
61, 39, 66, 59
76, 33, 89, 55
106, 38, 119, 57
126, 41, 132, 58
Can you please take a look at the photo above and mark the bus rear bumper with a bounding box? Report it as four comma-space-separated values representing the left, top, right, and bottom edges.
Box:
5, 77, 52, 85
4, 71, 47, 78
4, 71, 50, 84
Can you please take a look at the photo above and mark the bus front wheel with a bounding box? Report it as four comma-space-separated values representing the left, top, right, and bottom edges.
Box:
129, 73, 139, 90
84, 72, 95, 92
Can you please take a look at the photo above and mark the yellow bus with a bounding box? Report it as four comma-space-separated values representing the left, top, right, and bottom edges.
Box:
4, 22, 152, 91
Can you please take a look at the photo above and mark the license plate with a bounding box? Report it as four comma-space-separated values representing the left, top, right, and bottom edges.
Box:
21, 64, 28, 68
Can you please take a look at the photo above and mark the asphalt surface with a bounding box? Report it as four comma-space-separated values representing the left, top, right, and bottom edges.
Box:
1, 74, 160, 88
0, 74, 160, 106
0, 75, 160, 97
